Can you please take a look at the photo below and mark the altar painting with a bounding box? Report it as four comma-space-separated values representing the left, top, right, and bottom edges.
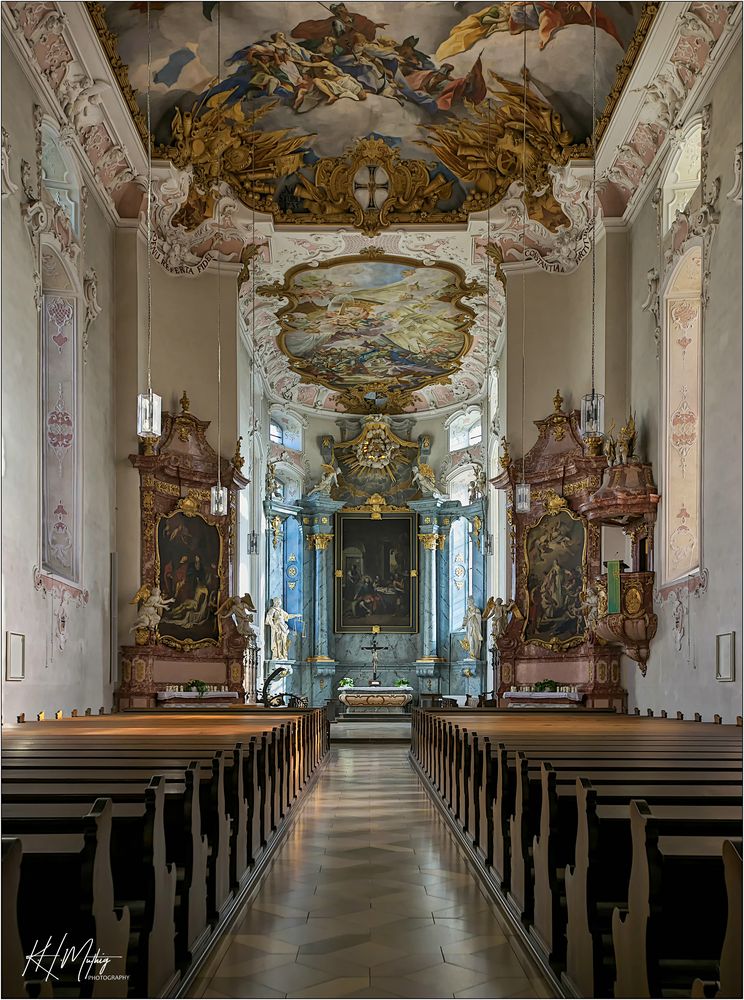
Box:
524, 509, 586, 649
156, 511, 222, 647
335, 513, 417, 633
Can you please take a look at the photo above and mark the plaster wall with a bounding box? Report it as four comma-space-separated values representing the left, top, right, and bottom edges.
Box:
1, 39, 116, 720
623, 40, 743, 720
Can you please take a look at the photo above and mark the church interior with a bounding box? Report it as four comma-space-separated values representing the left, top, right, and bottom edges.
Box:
1, 2, 742, 998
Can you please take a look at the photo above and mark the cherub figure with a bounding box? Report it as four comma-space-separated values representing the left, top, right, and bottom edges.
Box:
467, 460, 487, 503
483, 596, 520, 640
130, 584, 173, 634
265, 461, 282, 500
604, 419, 617, 466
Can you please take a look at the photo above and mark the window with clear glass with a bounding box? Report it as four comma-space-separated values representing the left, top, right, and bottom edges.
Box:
269, 421, 283, 445
449, 411, 482, 452
449, 517, 468, 628
662, 123, 702, 235
663, 246, 703, 584
41, 124, 80, 236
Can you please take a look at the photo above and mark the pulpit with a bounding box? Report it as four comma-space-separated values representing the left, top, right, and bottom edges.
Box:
118, 394, 255, 709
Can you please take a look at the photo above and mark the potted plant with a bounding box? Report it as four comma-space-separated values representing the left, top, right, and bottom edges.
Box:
534, 679, 558, 693
338, 677, 354, 689
393, 678, 410, 688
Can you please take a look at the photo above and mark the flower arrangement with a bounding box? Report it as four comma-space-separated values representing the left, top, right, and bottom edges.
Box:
393, 678, 410, 688
338, 677, 354, 689
534, 679, 558, 692
185, 678, 209, 696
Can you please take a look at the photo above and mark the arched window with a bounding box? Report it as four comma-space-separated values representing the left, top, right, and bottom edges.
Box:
41, 244, 81, 583
662, 122, 702, 235
269, 410, 303, 451
448, 409, 482, 452
448, 467, 472, 505
41, 123, 80, 236
662, 246, 703, 585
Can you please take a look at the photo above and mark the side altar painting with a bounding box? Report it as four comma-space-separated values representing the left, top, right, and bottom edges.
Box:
335, 512, 417, 633
156, 510, 222, 647
524, 508, 586, 649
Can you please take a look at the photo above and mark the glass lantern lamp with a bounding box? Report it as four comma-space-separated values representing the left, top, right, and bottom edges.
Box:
581, 391, 605, 437
210, 484, 228, 517
137, 390, 162, 439
515, 482, 531, 513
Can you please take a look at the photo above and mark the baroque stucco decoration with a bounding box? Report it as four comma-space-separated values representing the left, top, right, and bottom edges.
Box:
602, 2, 740, 214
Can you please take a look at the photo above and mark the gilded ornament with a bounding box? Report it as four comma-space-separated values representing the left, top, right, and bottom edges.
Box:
307, 533, 334, 552
624, 585, 643, 616
553, 388, 564, 412
271, 514, 282, 549
180, 390, 190, 413
232, 436, 245, 473
499, 437, 511, 470
177, 494, 201, 516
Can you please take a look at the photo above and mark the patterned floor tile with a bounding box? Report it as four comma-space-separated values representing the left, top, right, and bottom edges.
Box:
186, 746, 556, 999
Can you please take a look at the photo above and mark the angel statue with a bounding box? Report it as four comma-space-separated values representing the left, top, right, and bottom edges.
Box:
265, 462, 282, 500
461, 595, 483, 660
467, 461, 488, 504
264, 596, 302, 660
482, 596, 521, 641
130, 584, 173, 635
581, 583, 600, 634
412, 463, 446, 501
307, 463, 340, 497
617, 413, 637, 465
218, 593, 258, 640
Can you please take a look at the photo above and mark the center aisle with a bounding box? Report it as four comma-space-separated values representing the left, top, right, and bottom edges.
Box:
190, 746, 555, 1000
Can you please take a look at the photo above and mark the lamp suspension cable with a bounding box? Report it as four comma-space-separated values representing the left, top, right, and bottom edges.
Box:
581, 6, 604, 443
250, 56, 258, 553
136, 0, 162, 439
515, 4, 530, 513
210, 3, 227, 515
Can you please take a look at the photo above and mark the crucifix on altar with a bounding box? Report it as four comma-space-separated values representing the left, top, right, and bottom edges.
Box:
360, 635, 389, 686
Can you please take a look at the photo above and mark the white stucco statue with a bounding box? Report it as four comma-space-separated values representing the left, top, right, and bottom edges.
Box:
218, 593, 257, 640
264, 596, 302, 660
461, 595, 483, 660
483, 596, 519, 641
581, 583, 600, 634
412, 463, 446, 501
130, 584, 173, 633
308, 463, 340, 497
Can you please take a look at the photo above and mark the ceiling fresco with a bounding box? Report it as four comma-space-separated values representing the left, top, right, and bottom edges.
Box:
91, 1, 654, 231
259, 253, 483, 413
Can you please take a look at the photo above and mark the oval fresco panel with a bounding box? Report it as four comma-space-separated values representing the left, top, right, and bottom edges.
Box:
262, 255, 479, 411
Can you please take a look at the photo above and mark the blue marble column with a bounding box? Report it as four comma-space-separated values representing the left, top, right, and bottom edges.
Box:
301, 496, 345, 676
409, 499, 444, 665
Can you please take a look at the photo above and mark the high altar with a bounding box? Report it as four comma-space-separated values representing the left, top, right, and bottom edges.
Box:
263, 414, 488, 707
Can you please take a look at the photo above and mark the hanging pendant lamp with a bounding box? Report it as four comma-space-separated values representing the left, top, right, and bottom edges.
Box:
136, 0, 162, 440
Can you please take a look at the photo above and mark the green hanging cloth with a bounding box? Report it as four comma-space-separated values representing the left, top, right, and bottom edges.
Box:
606, 560, 622, 614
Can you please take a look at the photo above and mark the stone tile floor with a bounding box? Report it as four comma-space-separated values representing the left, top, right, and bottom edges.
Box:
188, 746, 556, 1000
331, 722, 412, 742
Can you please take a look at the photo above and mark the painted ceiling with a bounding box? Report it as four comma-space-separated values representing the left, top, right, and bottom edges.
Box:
93, 1, 652, 230
260, 254, 482, 413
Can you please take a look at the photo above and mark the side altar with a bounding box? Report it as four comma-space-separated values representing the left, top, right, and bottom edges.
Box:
118, 394, 257, 709
491, 391, 658, 711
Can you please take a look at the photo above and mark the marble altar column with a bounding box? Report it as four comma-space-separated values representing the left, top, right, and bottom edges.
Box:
409, 499, 445, 664
308, 532, 334, 663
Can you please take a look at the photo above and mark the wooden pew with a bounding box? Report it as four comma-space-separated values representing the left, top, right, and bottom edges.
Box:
4, 778, 175, 998
5, 799, 130, 998
691, 839, 743, 999
2, 838, 28, 1000
612, 801, 734, 998
563, 781, 741, 998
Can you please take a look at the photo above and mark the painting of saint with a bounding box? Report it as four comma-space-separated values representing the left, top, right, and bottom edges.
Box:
524, 509, 586, 648
336, 514, 417, 633
156, 511, 222, 646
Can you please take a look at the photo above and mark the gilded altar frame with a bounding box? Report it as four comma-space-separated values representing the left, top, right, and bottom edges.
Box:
521, 504, 588, 652
334, 511, 418, 634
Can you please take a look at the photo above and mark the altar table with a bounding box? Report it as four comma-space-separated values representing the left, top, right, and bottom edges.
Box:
338, 686, 414, 713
